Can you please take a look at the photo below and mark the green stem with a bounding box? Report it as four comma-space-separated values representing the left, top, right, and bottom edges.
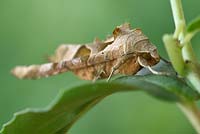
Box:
170, 0, 185, 27
170, 0, 200, 92
182, 43, 200, 92
177, 101, 200, 133
170, 0, 200, 133
170, 0, 186, 40
187, 71, 200, 91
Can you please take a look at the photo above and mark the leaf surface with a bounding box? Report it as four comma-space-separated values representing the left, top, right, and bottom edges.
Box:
187, 16, 200, 33
1, 69, 199, 134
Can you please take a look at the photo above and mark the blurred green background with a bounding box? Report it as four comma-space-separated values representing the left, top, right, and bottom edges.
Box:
0, 0, 200, 133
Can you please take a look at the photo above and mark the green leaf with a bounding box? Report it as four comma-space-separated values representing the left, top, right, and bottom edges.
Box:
1, 74, 199, 134
187, 16, 200, 33
184, 17, 200, 42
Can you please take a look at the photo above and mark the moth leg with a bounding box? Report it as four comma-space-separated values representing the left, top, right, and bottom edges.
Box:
92, 66, 106, 82
146, 66, 166, 75
107, 67, 117, 82
107, 56, 129, 81
137, 56, 169, 75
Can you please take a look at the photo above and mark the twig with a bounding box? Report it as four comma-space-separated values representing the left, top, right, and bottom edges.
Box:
178, 101, 200, 133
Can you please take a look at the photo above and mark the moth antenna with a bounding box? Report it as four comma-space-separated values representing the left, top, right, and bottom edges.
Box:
11, 61, 69, 79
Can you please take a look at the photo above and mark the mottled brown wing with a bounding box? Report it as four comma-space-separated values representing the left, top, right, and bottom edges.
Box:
49, 38, 112, 63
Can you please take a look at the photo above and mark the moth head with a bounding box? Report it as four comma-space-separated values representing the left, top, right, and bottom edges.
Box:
132, 39, 160, 66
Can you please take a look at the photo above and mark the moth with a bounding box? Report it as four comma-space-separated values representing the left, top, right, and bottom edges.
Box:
12, 23, 160, 81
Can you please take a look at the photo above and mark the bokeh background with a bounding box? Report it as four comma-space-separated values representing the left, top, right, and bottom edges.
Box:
0, 0, 200, 134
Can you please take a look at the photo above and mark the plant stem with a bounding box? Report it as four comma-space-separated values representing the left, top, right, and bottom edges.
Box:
170, 0, 186, 40
170, 0, 200, 132
170, 0, 185, 27
178, 101, 200, 133
170, 0, 200, 92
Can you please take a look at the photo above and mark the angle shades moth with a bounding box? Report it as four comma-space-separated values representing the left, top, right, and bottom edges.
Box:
12, 23, 160, 81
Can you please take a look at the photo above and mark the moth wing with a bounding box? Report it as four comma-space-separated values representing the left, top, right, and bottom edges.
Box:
99, 23, 133, 54
85, 38, 111, 56
49, 44, 84, 62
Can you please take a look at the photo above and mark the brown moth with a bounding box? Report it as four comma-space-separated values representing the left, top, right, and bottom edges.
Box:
11, 23, 160, 81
